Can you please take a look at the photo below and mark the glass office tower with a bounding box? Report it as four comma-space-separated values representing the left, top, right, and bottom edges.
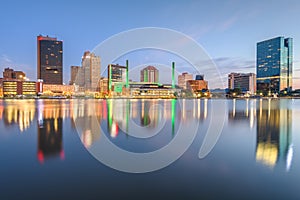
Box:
256, 37, 293, 94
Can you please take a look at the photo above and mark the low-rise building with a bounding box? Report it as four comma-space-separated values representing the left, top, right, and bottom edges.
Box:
2, 81, 37, 97
228, 73, 256, 95
130, 83, 178, 99
3, 68, 26, 81
43, 84, 75, 96
186, 79, 209, 97
0, 85, 3, 97
187, 80, 208, 91
178, 72, 193, 89
99, 77, 108, 95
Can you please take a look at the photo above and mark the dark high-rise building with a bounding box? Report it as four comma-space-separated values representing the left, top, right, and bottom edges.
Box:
37, 35, 63, 84
256, 37, 293, 94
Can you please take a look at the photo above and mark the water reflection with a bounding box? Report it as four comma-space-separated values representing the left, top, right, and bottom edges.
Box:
0, 99, 295, 170
228, 99, 256, 128
1, 99, 300, 199
72, 99, 104, 148
71, 99, 209, 152
37, 100, 64, 163
2, 100, 35, 132
256, 99, 292, 171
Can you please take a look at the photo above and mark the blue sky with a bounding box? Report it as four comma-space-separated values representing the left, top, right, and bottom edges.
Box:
1, 0, 300, 88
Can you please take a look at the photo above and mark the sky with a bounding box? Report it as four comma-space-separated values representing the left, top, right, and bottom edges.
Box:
1, 0, 300, 88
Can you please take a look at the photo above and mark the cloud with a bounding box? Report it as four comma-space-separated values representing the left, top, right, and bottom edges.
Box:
0, 54, 13, 66
0, 54, 35, 80
218, 14, 239, 32
212, 57, 255, 72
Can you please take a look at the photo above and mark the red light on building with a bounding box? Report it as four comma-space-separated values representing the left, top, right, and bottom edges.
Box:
36, 79, 43, 95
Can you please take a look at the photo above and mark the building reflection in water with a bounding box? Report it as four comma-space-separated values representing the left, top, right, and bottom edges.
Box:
105, 99, 208, 139
72, 99, 103, 148
181, 99, 207, 122
107, 99, 164, 138
37, 100, 64, 164
228, 99, 256, 128
256, 99, 293, 171
2, 100, 36, 132
0, 101, 3, 120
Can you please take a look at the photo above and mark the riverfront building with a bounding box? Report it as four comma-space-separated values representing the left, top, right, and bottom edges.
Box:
256, 36, 293, 95
37, 35, 63, 84
140, 66, 159, 83
178, 72, 193, 89
228, 73, 256, 95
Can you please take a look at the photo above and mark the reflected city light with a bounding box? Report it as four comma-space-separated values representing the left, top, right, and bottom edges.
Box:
197, 99, 201, 119
229, 99, 256, 128
0, 98, 295, 171
256, 99, 292, 170
204, 99, 208, 119
38, 109, 63, 163
81, 130, 93, 148
2, 100, 35, 132
171, 99, 176, 136
232, 99, 236, 117
286, 144, 293, 172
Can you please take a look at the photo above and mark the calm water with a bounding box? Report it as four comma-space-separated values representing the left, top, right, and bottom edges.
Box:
0, 98, 300, 199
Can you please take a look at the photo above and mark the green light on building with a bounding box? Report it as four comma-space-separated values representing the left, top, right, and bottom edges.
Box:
171, 99, 176, 136
114, 83, 123, 93
172, 62, 175, 89
126, 60, 129, 89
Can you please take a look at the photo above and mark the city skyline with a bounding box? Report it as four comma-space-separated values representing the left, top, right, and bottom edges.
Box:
1, 1, 300, 88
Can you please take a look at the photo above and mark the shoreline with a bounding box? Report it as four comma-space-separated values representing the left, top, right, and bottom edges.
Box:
0, 96, 299, 100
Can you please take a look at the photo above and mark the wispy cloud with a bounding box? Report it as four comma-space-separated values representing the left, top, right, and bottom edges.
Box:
218, 14, 239, 32
0, 54, 34, 80
213, 57, 255, 72
0, 54, 13, 66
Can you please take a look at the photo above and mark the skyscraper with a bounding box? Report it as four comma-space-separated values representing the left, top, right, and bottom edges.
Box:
37, 35, 63, 84
256, 36, 293, 94
140, 66, 159, 83
82, 51, 101, 91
